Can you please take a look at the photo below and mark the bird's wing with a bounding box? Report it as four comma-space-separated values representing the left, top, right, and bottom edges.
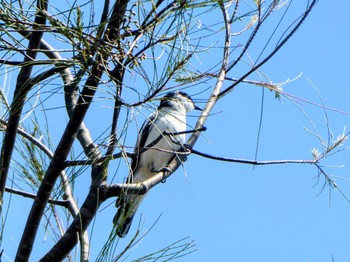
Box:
129, 111, 158, 180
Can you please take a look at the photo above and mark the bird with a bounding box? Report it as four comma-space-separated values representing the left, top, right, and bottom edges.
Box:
113, 91, 201, 238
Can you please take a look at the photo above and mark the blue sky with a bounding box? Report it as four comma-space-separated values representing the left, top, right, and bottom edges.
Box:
2, 1, 350, 261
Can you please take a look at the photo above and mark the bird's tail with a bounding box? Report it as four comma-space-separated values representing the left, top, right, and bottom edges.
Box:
113, 194, 144, 238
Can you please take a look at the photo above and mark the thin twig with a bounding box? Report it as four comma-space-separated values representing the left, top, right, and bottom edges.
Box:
65, 151, 134, 167
190, 148, 318, 165
5, 187, 69, 207
218, 0, 318, 97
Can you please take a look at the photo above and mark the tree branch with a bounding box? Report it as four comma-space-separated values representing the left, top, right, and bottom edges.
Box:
39, 166, 105, 262
40, 1, 131, 260
5, 187, 69, 208
0, 0, 48, 215
190, 148, 319, 165
187, 0, 231, 147
64, 151, 134, 167
13, 31, 92, 261
1, 115, 90, 261
15, 59, 104, 262
218, 0, 318, 97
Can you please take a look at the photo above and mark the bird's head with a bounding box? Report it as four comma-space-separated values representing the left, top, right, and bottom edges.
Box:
159, 91, 201, 113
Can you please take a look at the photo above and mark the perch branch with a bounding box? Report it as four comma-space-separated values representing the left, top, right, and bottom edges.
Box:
190, 148, 319, 165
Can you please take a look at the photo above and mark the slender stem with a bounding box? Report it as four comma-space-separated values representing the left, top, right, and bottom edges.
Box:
218, 0, 318, 97
5, 187, 69, 207
190, 148, 318, 165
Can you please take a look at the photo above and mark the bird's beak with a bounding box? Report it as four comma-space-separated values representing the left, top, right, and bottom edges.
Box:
194, 105, 202, 111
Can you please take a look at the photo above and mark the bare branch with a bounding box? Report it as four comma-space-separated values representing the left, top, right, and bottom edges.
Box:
190, 148, 318, 165
0, 0, 49, 214
218, 0, 318, 97
65, 151, 134, 167
15, 59, 104, 262
5, 29, 92, 260
128, 54, 193, 107
39, 166, 106, 261
1, 116, 89, 261
40, 1, 131, 259
187, 0, 231, 146
5, 187, 69, 208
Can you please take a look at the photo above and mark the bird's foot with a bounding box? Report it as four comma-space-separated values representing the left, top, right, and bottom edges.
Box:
151, 167, 171, 183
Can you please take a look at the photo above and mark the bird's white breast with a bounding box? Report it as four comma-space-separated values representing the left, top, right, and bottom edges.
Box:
134, 108, 187, 181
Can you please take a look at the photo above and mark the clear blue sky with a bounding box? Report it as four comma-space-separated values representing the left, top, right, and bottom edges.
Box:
2, 1, 350, 261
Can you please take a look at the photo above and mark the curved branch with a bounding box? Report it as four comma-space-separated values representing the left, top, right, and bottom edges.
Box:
123, 0, 179, 37
218, 0, 318, 97
190, 148, 319, 165
187, 0, 231, 147
127, 53, 193, 107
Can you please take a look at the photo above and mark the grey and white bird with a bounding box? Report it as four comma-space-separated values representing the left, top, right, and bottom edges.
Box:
113, 91, 201, 238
